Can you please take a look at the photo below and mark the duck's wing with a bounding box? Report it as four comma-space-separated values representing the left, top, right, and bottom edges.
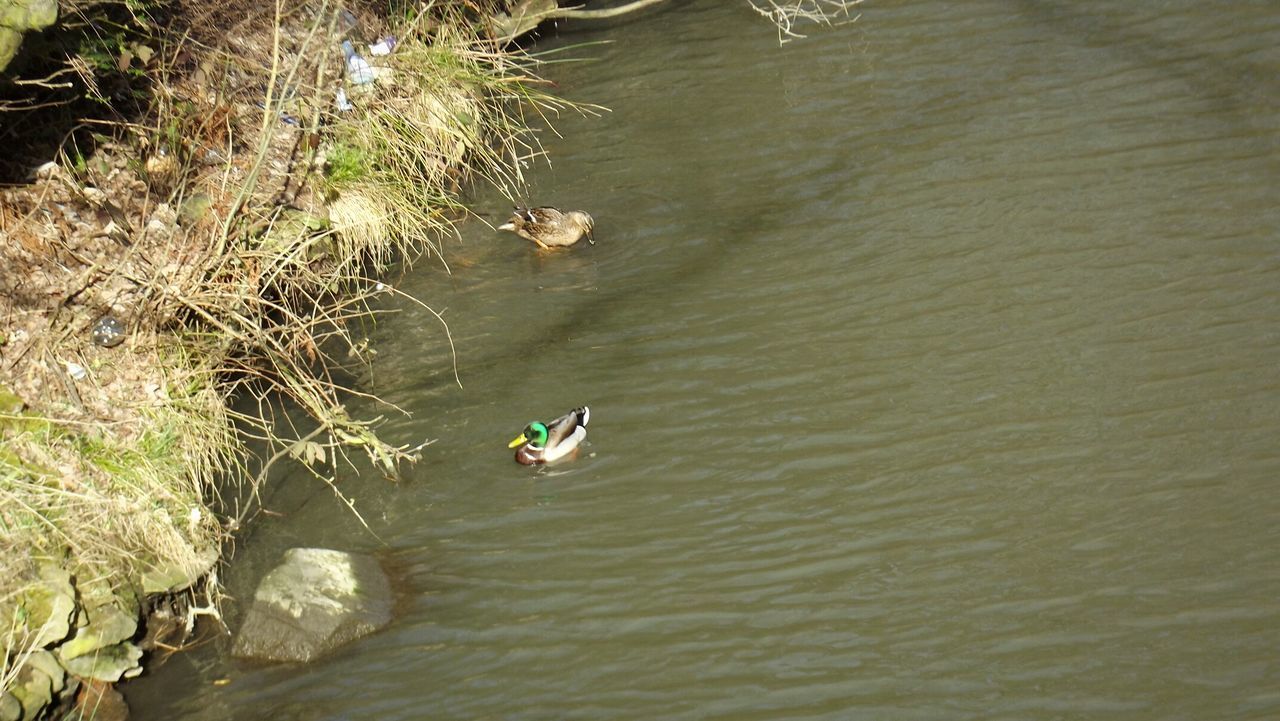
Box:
500, 207, 542, 228
525, 207, 565, 226
544, 406, 589, 448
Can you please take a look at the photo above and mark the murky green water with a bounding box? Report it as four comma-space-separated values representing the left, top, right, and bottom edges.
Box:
127, 1, 1280, 719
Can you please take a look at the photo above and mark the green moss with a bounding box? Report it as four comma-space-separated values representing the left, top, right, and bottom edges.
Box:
12, 566, 75, 648
0, 0, 58, 31
58, 603, 137, 660
7, 666, 53, 721
58, 640, 143, 682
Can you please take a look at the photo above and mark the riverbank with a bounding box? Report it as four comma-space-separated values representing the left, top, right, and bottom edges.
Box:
0, 1, 571, 716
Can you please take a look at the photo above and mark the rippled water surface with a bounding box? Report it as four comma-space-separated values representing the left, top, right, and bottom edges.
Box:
128, 1, 1280, 719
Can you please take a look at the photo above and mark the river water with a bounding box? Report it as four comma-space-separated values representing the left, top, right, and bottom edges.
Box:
127, 1, 1280, 719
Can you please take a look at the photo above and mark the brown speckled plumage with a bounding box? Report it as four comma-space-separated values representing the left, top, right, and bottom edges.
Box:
498, 206, 595, 248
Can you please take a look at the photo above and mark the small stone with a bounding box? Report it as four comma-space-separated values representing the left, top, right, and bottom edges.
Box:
92, 316, 126, 347
81, 187, 107, 205
64, 361, 87, 380
145, 146, 177, 177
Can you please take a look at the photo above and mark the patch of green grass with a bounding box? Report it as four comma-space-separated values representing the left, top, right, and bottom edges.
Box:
324, 142, 370, 187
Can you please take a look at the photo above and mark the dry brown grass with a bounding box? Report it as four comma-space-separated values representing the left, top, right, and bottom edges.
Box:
1, 0, 579, 696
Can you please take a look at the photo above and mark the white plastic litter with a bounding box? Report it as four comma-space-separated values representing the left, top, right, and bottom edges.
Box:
368, 36, 396, 56
341, 41, 374, 85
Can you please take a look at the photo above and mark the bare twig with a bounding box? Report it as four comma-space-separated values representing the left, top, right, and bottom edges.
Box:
548, 0, 667, 20
747, 0, 863, 44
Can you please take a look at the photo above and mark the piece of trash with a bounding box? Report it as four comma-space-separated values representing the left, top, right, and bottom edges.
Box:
368, 36, 396, 56
341, 40, 374, 85
200, 147, 225, 165
65, 361, 88, 381
254, 101, 301, 126
92, 316, 127, 347
336, 87, 352, 112
374, 282, 387, 292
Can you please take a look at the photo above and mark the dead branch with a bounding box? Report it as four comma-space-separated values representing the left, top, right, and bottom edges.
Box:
494, 0, 665, 40
494, 0, 860, 44
747, 0, 863, 44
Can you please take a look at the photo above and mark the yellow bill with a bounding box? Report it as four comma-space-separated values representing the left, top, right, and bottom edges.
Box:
507, 433, 528, 448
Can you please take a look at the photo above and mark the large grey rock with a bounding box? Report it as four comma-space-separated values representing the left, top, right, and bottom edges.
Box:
0, 0, 58, 72
232, 548, 392, 663
55, 580, 144, 681
8, 649, 68, 719
0, 0, 56, 29
58, 599, 138, 660
18, 565, 76, 648
7, 656, 53, 721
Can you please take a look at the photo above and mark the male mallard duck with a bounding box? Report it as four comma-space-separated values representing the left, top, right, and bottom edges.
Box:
508, 406, 591, 465
498, 206, 595, 249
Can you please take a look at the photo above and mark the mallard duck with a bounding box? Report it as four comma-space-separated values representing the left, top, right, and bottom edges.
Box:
498, 206, 595, 249
508, 406, 591, 464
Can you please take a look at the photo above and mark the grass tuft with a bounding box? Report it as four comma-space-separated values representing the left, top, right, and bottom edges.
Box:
1, 0, 590, 696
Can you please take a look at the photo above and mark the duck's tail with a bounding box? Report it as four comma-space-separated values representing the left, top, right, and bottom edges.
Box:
575, 406, 590, 427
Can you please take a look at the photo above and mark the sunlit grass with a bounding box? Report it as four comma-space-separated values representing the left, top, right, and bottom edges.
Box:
0, 0, 588, 696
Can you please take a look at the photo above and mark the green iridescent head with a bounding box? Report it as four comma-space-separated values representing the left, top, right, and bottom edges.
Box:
508, 421, 548, 449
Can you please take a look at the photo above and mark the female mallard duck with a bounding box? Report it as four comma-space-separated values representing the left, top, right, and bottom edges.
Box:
498, 206, 595, 249
508, 406, 591, 465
